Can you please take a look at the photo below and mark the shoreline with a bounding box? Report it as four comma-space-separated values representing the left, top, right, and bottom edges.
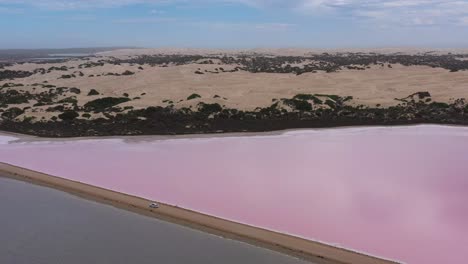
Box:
0, 162, 399, 264
1, 123, 467, 142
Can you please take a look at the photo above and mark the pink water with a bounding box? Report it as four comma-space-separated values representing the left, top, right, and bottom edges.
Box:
1, 125, 468, 264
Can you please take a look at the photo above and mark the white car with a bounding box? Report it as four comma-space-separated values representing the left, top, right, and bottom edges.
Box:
149, 203, 159, 209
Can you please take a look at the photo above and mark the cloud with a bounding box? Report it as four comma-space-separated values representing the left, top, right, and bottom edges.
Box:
297, 0, 468, 26
1, 0, 468, 27
191, 21, 296, 31
113, 17, 177, 23
460, 17, 468, 25
0, 6, 24, 14
150, 9, 164, 14
0, 0, 154, 10
254, 23, 295, 30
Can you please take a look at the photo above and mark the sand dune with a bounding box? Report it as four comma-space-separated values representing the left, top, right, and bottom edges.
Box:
2, 51, 468, 121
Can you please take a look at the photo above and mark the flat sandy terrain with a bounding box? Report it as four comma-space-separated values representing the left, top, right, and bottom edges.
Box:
1, 48, 467, 121
0, 162, 398, 264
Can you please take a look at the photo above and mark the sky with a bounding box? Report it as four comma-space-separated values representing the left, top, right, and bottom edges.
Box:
1, 0, 468, 49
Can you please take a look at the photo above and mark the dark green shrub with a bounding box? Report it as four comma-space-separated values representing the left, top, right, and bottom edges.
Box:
430, 102, 449, 108
69, 87, 81, 94
122, 70, 135, 76
325, 100, 336, 108
58, 110, 79, 120
47, 105, 65, 112
87, 89, 99, 96
59, 74, 75, 79
0, 90, 30, 105
198, 102, 222, 113
1, 107, 24, 119
293, 94, 323, 104
84, 97, 131, 111
315, 94, 341, 101
187, 93, 201, 100
293, 100, 312, 111
57, 97, 78, 104
23, 116, 35, 122
283, 99, 312, 111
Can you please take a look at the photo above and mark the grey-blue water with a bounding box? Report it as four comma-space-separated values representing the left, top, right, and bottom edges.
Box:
0, 177, 311, 264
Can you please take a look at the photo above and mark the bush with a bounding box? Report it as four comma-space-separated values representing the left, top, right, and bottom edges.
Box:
82, 113, 91, 119
0, 90, 30, 105
293, 100, 312, 111
122, 70, 135, 76
293, 94, 323, 104
58, 110, 79, 120
59, 74, 75, 79
187, 93, 201, 100
324, 100, 336, 108
430, 102, 449, 108
23, 116, 35, 123
283, 99, 312, 111
314, 94, 341, 101
47, 105, 65, 112
69, 87, 81, 94
57, 97, 78, 104
87, 89, 99, 96
416, 92, 431, 99
84, 97, 131, 111
198, 102, 222, 113
1, 107, 24, 119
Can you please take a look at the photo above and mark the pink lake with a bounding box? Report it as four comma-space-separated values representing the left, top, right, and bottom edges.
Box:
1, 125, 468, 264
